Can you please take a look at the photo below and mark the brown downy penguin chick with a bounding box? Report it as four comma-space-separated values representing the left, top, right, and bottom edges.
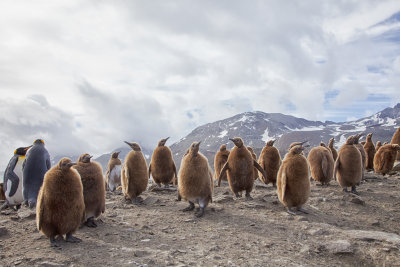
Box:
328, 138, 338, 162
373, 144, 400, 175
354, 134, 367, 179
105, 151, 122, 192
334, 136, 362, 194
277, 144, 310, 215
258, 139, 281, 187
375, 141, 382, 152
214, 144, 230, 181
178, 142, 213, 217
73, 153, 105, 228
363, 133, 376, 171
36, 158, 85, 247
307, 142, 334, 185
149, 137, 177, 187
121, 141, 148, 204
247, 146, 259, 180
390, 127, 400, 160
218, 137, 267, 200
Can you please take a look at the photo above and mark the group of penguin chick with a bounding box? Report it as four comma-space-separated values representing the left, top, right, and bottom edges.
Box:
1, 128, 400, 247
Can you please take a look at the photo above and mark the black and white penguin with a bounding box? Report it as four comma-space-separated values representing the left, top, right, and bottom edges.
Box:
22, 139, 51, 208
1, 146, 32, 210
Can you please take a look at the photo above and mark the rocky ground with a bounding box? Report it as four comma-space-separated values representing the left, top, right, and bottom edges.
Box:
1, 169, 400, 267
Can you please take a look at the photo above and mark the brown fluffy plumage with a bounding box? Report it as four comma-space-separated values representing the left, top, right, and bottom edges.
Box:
36, 158, 85, 246
105, 152, 122, 191
307, 143, 334, 185
247, 146, 259, 180
0, 183, 5, 201
375, 141, 382, 152
214, 144, 230, 181
334, 136, 362, 194
258, 140, 281, 187
218, 138, 266, 199
390, 127, 400, 160
364, 133, 376, 170
73, 153, 105, 227
277, 145, 310, 215
373, 144, 400, 175
178, 142, 213, 217
121, 142, 148, 203
328, 138, 338, 162
149, 137, 177, 186
354, 134, 367, 173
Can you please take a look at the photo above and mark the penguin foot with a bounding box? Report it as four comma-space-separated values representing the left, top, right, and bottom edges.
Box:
245, 192, 253, 200
15, 204, 21, 210
176, 193, 182, 202
156, 183, 162, 188
286, 207, 297, 216
164, 184, 170, 188
351, 186, 359, 195
343, 188, 348, 193
28, 201, 36, 209
297, 207, 309, 214
132, 197, 143, 205
85, 217, 97, 228
182, 202, 195, 212
234, 192, 241, 199
272, 184, 277, 189
0, 201, 9, 211
195, 207, 205, 218
50, 237, 60, 248
66, 233, 82, 243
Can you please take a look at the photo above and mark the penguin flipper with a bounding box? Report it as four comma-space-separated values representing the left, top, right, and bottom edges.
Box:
334, 159, 340, 181
7, 172, 20, 198
281, 167, 287, 202
253, 160, 267, 181
46, 157, 51, 170
218, 162, 229, 187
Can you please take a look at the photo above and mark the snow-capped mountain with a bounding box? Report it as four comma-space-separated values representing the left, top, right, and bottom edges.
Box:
170, 103, 400, 170
48, 103, 400, 174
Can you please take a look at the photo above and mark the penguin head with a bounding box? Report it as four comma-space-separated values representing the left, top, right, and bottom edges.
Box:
219, 144, 227, 151
376, 141, 381, 146
355, 134, 364, 144
124, 141, 141, 151
289, 145, 305, 155
58, 158, 76, 170
328, 138, 334, 147
189, 142, 201, 155
266, 139, 276, 147
289, 140, 309, 150
78, 153, 92, 163
111, 151, 120, 159
158, 137, 170, 147
366, 133, 373, 141
33, 139, 45, 145
229, 137, 244, 148
346, 136, 355, 145
14, 145, 33, 156
320, 142, 327, 148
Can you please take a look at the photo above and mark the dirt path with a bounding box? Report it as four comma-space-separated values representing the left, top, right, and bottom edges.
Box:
1, 171, 400, 267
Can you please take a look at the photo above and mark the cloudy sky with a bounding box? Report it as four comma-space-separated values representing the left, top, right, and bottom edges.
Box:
1, 0, 400, 169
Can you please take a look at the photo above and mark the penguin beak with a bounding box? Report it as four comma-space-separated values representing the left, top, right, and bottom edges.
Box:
24, 145, 33, 151
197, 141, 201, 146
124, 141, 131, 146
229, 138, 234, 142
67, 162, 77, 167
165, 137, 170, 141
272, 139, 276, 144
116, 151, 121, 155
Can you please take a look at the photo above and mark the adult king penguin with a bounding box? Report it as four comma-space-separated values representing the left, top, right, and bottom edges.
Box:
23, 139, 51, 208
1, 146, 32, 210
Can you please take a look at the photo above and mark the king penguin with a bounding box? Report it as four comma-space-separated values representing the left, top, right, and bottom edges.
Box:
23, 139, 51, 208
105, 151, 122, 192
1, 146, 32, 210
